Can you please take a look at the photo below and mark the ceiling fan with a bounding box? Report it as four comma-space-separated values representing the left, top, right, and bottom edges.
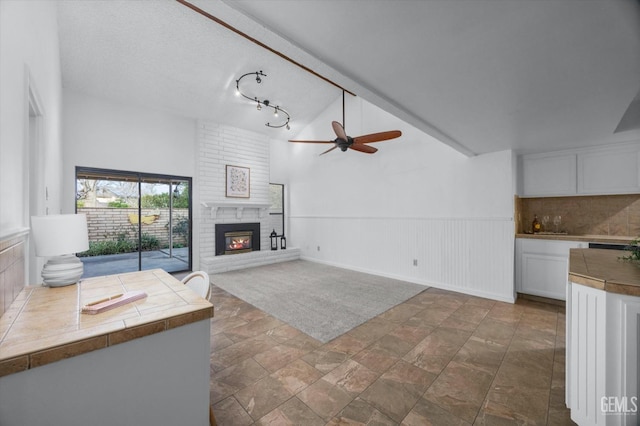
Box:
289, 92, 402, 155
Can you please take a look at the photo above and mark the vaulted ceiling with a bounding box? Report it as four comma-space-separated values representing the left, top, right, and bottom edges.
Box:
57, 0, 640, 156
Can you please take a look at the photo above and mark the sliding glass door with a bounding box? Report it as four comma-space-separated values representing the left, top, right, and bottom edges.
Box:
75, 167, 192, 278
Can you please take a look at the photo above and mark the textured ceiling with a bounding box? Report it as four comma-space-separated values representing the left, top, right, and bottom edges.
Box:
58, 0, 640, 156
57, 0, 339, 139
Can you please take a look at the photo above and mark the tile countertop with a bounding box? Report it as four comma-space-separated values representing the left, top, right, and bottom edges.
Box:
0, 269, 213, 377
569, 248, 640, 297
516, 233, 635, 244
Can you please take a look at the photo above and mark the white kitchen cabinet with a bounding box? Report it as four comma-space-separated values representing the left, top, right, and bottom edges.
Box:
521, 153, 577, 197
520, 141, 640, 197
515, 238, 586, 300
577, 143, 640, 195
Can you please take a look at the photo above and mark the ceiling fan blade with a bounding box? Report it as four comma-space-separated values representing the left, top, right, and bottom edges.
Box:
353, 130, 402, 144
332, 121, 348, 141
319, 145, 338, 156
288, 139, 333, 144
349, 144, 378, 154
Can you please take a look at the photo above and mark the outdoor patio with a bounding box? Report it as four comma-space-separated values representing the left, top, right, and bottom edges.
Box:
80, 247, 190, 278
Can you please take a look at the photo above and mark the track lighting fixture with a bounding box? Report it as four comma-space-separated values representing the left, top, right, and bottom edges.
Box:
235, 70, 291, 129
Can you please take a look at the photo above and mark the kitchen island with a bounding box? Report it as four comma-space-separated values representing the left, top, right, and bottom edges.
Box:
0, 269, 213, 426
567, 249, 640, 426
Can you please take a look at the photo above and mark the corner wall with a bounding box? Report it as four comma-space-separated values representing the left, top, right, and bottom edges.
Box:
0, 1, 63, 291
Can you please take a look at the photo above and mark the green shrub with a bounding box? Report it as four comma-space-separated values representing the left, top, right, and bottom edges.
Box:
138, 233, 160, 251
108, 199, 130, 208
78, 239, 136, 257
141, 191, 189, 208
172, 217, 189, 238
77, 231, 163, 257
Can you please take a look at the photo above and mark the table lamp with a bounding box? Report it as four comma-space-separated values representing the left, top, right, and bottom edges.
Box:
31, 214, 90, 287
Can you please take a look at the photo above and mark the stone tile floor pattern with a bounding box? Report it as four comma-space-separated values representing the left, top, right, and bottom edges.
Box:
208, 285, 575, 425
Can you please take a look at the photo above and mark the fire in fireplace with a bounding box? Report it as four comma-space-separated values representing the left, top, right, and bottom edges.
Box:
225, 231, 252, 254
215, 223, 261, 256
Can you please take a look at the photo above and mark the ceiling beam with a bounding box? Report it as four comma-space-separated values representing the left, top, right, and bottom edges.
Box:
176, 0, 356, 97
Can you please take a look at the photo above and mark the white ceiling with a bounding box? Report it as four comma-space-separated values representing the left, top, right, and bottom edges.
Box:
57, 0, 640, 156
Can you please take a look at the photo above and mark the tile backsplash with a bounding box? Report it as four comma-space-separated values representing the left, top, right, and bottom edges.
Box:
518, 194, 640, 236
0, 234, 26, 317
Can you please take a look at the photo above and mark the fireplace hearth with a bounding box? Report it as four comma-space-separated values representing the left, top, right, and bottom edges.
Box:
215, 223, 260, 256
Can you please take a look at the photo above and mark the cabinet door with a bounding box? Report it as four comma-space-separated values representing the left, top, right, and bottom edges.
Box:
522, 154, 577, 197
516, 239, 586, 300
577, 144, 640, 194
520, 253, 570, 300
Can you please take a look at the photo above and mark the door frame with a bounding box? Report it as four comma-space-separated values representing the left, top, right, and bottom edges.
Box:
75, 166, 193, 274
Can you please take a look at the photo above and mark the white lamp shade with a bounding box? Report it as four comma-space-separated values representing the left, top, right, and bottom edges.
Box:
31, 214, 90, 257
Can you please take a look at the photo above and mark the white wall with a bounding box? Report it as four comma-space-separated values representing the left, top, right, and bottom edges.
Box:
0, 1, 63, 236
272, 96, 517, 301
61, 90, 198, 265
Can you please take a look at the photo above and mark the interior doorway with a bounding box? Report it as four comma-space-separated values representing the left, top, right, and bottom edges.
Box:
27, 75, 45, 285
75, 167, 192, 277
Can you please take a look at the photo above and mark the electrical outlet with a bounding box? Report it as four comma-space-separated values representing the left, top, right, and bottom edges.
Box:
413, 259, 418, 266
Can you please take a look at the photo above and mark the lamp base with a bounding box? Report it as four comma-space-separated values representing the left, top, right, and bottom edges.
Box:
42, 254, 84, 287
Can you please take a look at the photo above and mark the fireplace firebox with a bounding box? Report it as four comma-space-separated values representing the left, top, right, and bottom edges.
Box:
215, 223, 260, 256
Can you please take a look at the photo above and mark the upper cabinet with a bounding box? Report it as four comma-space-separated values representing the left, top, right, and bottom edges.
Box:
522, 153, 577, 197
520, 141, 640, 197
577, 144, 640, 195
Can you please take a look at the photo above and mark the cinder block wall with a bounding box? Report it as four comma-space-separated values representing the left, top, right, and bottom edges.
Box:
0, 234, 26, 316
78, 207, 189, 247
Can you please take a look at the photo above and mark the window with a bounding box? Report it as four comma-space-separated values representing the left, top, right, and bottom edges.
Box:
269, 183, 285, 237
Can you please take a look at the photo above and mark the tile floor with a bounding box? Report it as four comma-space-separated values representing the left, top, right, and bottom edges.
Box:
208, 285, 575, 425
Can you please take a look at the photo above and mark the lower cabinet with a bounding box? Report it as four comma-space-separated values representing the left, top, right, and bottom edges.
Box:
515, 238, 587, 300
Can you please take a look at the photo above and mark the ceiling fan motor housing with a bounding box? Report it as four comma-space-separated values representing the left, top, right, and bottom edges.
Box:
337, 136, 353, 151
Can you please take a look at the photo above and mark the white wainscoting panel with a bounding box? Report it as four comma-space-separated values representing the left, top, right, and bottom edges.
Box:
290, 216, 515, 302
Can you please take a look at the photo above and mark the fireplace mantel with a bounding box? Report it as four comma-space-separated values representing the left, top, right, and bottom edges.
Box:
201, 202, 270, 219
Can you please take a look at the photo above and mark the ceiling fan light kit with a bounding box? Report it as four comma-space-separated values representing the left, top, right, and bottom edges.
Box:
235, 70, 291, 130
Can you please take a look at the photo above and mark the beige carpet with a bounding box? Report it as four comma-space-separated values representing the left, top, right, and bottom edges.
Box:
210, 260, 427, 343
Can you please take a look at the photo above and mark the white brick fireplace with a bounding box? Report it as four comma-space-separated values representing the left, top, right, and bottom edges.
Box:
196, 121, 299, 274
